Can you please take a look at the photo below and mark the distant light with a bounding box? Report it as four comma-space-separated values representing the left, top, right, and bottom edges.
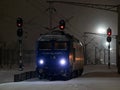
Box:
97, 27, 106, 34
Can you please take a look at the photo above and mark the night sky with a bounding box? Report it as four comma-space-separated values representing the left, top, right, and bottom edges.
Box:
0, 0, 120, 63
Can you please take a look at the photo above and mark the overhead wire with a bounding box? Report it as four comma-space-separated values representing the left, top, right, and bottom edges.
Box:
25, 0, 50, 30
50, 2, 84, 42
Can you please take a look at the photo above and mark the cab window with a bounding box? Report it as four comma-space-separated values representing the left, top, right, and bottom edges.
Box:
54, 42, 67, 50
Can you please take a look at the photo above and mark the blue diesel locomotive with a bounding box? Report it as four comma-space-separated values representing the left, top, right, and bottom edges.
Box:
36, 30, 84, 80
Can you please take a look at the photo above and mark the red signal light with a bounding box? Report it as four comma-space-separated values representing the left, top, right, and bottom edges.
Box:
17, 23, 22, 27
107, 32, 111, 36
17, 17, 23, 27
59, 19, 65, 30
107, 28, 112, 36
106, 27, 112, 42
59, 25, 64, 30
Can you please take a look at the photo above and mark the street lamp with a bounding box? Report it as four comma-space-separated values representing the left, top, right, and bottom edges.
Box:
97, 27, 106, 34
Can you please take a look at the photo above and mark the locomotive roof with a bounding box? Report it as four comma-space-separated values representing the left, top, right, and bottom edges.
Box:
38, 30, 79, 42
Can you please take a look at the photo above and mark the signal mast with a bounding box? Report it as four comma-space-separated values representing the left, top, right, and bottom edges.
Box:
106, 27, 112, 68
16, 17, 24, 71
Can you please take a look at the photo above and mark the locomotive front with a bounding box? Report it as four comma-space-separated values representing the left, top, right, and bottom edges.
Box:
36, 34, 71, 79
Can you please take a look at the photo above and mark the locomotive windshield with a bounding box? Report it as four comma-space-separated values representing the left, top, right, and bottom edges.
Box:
54, 42, 67, 50
38, 41, 67, 50
39, 42, 52, 50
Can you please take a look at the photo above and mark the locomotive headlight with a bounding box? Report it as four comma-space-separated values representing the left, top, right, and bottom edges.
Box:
59, 58, 66, 66
39, 59, 44, 65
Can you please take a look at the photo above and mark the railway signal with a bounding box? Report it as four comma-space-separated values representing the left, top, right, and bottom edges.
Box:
106, 28, 112, 42
16, 17, 24, 71
107, 28, 112, 36
106, 27, 112, 69
59, 19, 65, 30
16, 17, 23, 27
16, 17, 23, 37
107, 36, 111, 42
17, 28, 23, 37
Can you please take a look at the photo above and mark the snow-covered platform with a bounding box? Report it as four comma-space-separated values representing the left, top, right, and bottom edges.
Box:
0, 65, 120, 90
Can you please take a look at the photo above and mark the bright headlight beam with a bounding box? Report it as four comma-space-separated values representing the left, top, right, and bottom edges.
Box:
39, 59, 44, 64
60, 58, 66, 65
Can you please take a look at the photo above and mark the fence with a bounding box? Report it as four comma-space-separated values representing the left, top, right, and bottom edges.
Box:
0, 49, 35, 69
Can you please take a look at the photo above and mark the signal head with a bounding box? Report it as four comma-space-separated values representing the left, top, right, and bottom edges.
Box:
107, 28, 112, 36
16, 17, 23, 27
107, 36, 112, 42
17, 28, 23, 37
59, 19, 65, 30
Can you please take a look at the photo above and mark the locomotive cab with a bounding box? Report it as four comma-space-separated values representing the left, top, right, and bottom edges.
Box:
36, 30, 84, 80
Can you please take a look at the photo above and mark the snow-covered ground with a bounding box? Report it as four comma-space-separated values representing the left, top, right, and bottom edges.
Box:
0, 77, 120, 90
0, 65, 120, 90
0, 65, 35, 84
